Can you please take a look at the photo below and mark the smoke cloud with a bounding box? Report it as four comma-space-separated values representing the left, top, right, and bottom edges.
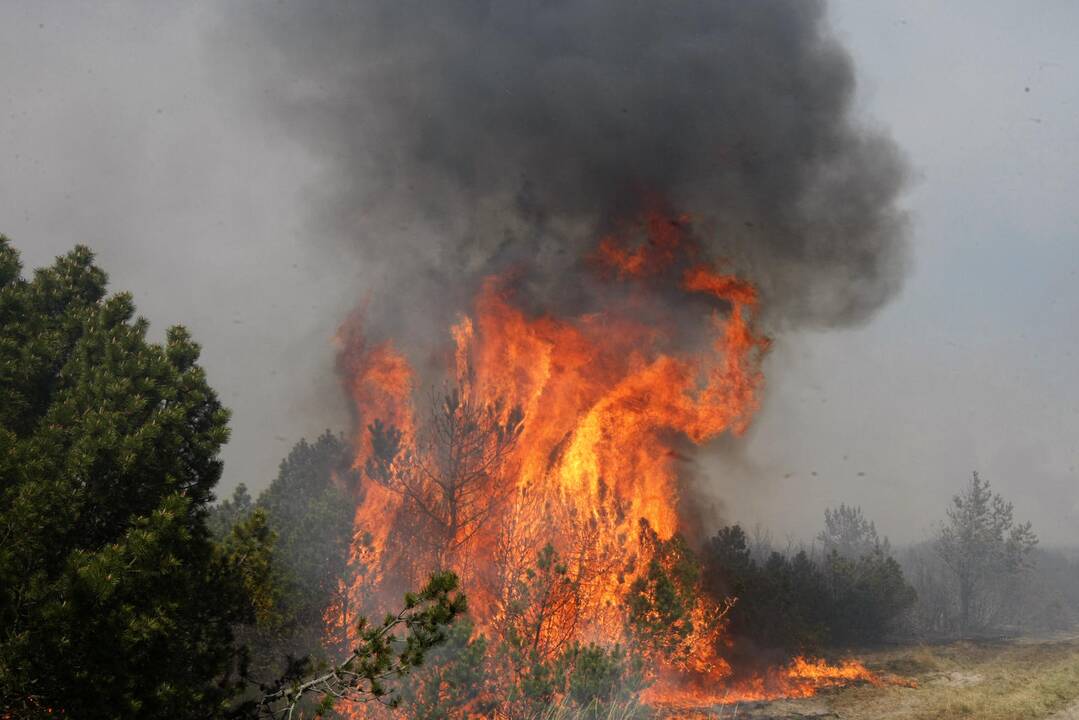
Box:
223, 0, 909, 342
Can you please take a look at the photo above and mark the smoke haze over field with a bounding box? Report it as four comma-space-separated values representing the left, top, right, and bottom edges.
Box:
1, 1, 1078, 544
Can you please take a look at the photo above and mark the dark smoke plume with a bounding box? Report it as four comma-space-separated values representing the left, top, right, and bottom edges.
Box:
222, 0, 908, 339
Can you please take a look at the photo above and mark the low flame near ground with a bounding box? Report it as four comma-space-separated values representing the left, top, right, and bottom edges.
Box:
327, 206, 893, 713
644, 656, 911, 712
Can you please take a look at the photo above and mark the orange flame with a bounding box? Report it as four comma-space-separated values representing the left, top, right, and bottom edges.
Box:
330, 207, 879, 713
643, 655, 887, 712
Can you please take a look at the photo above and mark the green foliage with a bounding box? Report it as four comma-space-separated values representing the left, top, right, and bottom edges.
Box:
210, 482, 254, 538
221, 509, 288, 632
256, 571, 467, 718
624, 520, 702, 665
703, 517, 916, 656
0, 240, 260, 718
497, 638, 646, 720
821, 547, 917, 645
501, 543, 578, 661
256, 431, 357, 633
742, 548, 829, 652
495, 544, 578, 718
564, 643, 645, 713
489, 544, 649, 719
210, 433, 358, 688
394, 618, 490, 720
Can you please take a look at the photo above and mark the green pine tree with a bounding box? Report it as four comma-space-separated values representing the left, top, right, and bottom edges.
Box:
0, 238, 264, 719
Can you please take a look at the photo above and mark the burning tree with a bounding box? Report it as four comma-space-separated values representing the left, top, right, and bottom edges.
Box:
364, 388, 524, 570
625, 521, 733, 675
324, 211, 893, 715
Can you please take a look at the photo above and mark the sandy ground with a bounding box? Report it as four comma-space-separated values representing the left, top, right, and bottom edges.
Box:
1048, 702, 1079, 720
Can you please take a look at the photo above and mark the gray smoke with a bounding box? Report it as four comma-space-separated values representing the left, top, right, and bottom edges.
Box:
222, 0, 908, 340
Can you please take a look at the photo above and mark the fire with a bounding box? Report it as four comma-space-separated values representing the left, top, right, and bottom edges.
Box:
643, 656, 886, 712
330, 206, 882, 713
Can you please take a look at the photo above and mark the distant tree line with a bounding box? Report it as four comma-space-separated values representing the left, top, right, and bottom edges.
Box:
701, 505, 915, 669
900, 472, 1077, 639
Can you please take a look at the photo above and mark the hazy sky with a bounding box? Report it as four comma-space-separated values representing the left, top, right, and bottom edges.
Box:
2, 2, 1076, 545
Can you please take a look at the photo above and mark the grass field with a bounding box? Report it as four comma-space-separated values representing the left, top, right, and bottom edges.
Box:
700, 635, 1079, 720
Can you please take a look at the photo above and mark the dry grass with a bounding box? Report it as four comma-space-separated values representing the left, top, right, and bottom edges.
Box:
536, 699, 647, 720
827, 638, 1079, 720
